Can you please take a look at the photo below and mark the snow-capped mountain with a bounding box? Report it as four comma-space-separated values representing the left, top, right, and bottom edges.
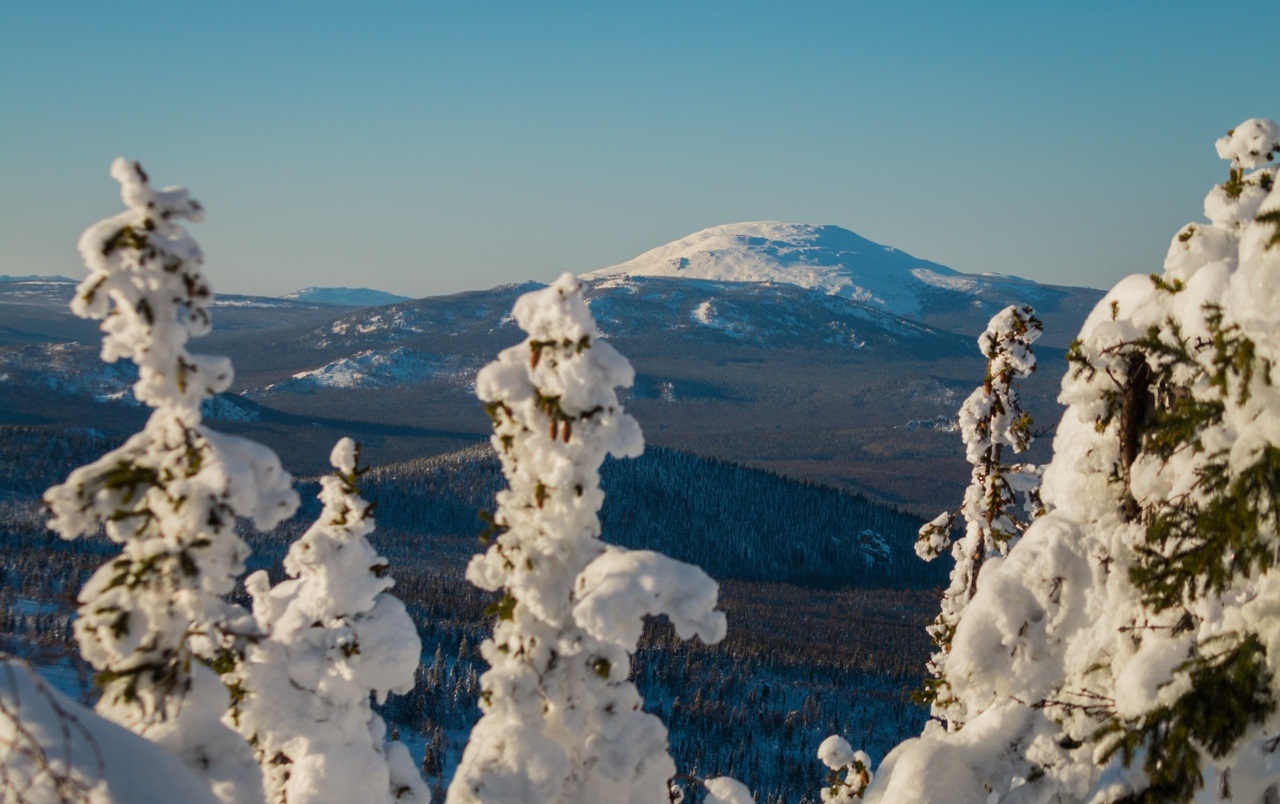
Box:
587, 222, 1047, 314
282, 287, 412, 307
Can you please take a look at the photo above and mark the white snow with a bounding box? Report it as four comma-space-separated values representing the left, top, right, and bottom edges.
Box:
0, 656, 218, 804
261, 348, 479, 393
573, 547, 727, 650
703, 776, 755, 804
584, 222, 1044, 317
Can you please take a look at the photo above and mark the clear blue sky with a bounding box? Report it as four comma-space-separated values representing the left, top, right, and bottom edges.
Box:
0, 1, 1272, 297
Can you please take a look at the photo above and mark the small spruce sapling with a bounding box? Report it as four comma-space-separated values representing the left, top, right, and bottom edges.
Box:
817, 735, 872, 802
237, 438, 427, 804
448, 274, 737, 804
914, 303, 1043, 727
43, 159, 299, 802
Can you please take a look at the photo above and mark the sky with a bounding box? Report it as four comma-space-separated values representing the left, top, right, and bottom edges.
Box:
0, 1, 1274, 298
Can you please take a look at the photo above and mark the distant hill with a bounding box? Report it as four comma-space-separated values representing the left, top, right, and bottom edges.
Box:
357, 444, 939, 589
0, 274, 75, 283
282, 286, 412, 306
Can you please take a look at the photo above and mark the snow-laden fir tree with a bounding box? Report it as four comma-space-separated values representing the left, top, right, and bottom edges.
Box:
861, 119, 1280, 803
236, 438, 427, 804
448, 274, 740, 803
914, 304, 1043, 727
43, 159, 299, 801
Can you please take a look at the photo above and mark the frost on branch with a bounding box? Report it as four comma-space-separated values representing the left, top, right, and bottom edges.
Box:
41, 160, 298, 801
236, 438, 426, 804
864, 118, 1280, 802
448, 274, 743, 803
914, 303, 1043, 728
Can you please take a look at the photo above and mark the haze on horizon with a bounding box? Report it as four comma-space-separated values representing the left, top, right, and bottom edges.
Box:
0, 1, 1272, 299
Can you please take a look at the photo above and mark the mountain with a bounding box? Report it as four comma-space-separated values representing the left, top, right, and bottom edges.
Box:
587, 222, 988, 314
585, 222, 1100, 348
282, 286, 412, 306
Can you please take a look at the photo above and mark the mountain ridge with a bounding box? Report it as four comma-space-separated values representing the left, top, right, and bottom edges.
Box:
282, 286, 412, 307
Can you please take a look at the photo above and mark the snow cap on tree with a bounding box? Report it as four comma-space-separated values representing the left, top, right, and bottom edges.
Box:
237, 437, 427, 804
43, 160, 299, 802
702, 776, 755, 804
449, 273, 740, 803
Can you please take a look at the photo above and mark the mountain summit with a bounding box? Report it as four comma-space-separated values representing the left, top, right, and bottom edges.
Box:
584, 222, 1050, 319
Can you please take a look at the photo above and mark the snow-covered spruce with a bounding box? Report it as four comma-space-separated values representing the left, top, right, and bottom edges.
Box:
914, 304, 1043, 727
237, 438, 427, 804
864, 119, 1280, 802
447, 274, 738, 803
42, 159, 298, 801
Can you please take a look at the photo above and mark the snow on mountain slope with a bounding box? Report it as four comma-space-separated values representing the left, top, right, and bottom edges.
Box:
585, 222, 1057, 318
258, 348, 481, 394
282, 287, 412, 307
0, 342, 136, 402
581, 276, 964, 354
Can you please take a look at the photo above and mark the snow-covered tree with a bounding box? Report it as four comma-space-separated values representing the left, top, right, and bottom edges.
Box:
863, 119, 1280, 803
42, 159, 299, 801
914, 304, 1043, 727
448, 274, 737, 803
236, 438, 426, 804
